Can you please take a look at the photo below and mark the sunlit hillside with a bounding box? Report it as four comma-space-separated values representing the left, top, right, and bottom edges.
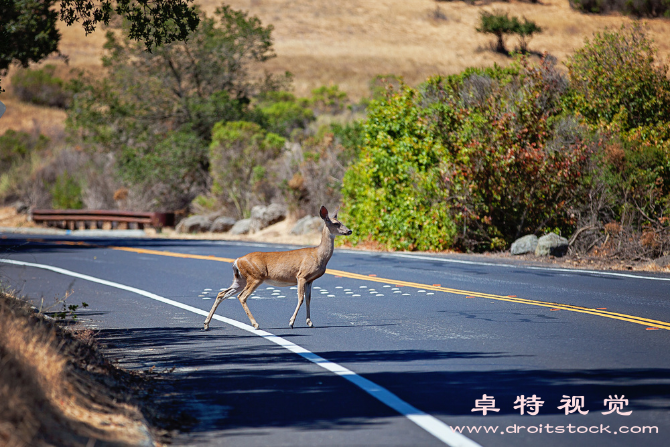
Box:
2, 0, 670, 136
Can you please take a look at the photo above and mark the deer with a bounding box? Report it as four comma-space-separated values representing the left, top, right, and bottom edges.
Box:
203, 206, 352, 331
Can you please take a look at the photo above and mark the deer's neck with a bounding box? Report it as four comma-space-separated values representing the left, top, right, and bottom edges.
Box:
316, 224, 335, 266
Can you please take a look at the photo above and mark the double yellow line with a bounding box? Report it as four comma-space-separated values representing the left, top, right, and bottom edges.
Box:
107, 245, 670, 331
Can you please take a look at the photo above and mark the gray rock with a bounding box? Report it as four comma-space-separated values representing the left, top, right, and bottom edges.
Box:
210, 216, 237, 233
230, 218, 252, 235
535, 233, 569, 257
249, 203, 287, 233
176, 215, 212, 233
290, 216, 324, 235
510, 234, 538, 255
13, 201, 29, 214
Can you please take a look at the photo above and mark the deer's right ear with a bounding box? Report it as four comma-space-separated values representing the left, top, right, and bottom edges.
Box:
319, 206, 329, 220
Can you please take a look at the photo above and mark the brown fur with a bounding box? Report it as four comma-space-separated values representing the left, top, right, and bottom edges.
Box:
203, 206, 352, 330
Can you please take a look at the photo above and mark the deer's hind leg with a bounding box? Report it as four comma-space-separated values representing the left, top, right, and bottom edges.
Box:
237, 278, 263, 329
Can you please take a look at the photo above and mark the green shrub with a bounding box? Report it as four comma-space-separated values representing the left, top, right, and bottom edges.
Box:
258, 94, 315, 137
340, 85, 456, 251
0, 130, 49, 172
424, 57, 589, 250
330, 120, 365, 165
565, 23, 670, 131
11, 65, 70, 108
369, 74, 403, 101
117, 129, 208, 210
51, 171, 83, 209
209, 121, 285, 217
308, 85, 348, 114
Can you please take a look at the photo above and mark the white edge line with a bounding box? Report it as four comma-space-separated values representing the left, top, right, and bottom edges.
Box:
0, 258, 480, 447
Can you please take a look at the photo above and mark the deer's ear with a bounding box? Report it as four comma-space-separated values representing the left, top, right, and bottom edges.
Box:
319, 206, 329, 220
333, 209, 338, 219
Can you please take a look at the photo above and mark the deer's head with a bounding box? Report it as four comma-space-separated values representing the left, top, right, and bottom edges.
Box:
320, 206, 352, 237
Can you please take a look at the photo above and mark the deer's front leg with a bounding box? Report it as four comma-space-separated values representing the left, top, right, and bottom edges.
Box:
289, 278, 306, 329
305, 281, 314, 328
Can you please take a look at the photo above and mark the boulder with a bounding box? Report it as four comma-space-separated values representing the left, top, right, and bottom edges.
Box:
535, 233, 569, 257
290, 215, 324, 235
210, 216, 237, 233
249, 203, 287, 233
176, 215, 212, 233
230, 218, 252, 235
510, 234, 538, 255
13, 201, 29, 214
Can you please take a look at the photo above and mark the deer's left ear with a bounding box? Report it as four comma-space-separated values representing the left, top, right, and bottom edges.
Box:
319, 206, 329, 220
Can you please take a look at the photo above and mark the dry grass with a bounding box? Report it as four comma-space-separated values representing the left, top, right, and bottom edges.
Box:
0, 207, 40, 228
0, 291, 155, 447
1, 0, 669, 136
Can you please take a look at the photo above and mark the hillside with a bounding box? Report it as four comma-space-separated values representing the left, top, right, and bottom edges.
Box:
2, 0, 670, 136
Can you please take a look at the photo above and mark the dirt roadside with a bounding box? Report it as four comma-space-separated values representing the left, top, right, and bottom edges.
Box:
0, 291, 194, 447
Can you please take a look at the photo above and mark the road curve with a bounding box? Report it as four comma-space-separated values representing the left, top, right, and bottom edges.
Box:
1, 234, 669, 447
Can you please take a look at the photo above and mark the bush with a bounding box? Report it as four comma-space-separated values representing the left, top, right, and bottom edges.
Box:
0, 129, 48, 172
307, 85, 349, 114
569, 0, 670, 17
11, 65, 70, 108
257, 91, 315, 137
117, 129, 208, 210
341, 85, 456, 251
209, 121, 285, 217
51, 170, 83, 209
424, 57, 588, 251
565, 23, 670, 131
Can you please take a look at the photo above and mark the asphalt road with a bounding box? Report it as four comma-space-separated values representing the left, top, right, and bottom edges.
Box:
1, 234, 669, 447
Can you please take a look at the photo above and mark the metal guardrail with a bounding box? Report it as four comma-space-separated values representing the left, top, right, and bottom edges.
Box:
31, 209, 174, 230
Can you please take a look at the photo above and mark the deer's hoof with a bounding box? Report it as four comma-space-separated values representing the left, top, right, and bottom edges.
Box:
306, 320, 314, 328
202, 324, 209, 331
253, 323, 260, 330
289, 323, 294, 329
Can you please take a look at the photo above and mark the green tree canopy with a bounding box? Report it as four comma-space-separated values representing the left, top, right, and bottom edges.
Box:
0, 0, 200, 92
67, 5, 285, 209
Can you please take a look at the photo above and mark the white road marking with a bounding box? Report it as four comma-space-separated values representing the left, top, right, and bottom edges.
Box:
0, 258, 480, 447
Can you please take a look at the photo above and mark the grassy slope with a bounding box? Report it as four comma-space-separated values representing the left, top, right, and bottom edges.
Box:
1, 0, 669, 135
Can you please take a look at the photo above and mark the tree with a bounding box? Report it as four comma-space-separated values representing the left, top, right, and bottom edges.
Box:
67, 5, 283, 209
476, 11, 542, 54
476, 11, 519, 54
209, 121, 285, 217
517, 18, 542, 53
0, 0, 60, 92
0, 0, 200, 93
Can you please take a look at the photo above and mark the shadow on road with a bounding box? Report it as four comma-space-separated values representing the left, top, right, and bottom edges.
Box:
95, 325, 670, 437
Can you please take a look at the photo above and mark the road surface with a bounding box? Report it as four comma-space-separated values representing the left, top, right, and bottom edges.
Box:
1, 234, 669, 447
